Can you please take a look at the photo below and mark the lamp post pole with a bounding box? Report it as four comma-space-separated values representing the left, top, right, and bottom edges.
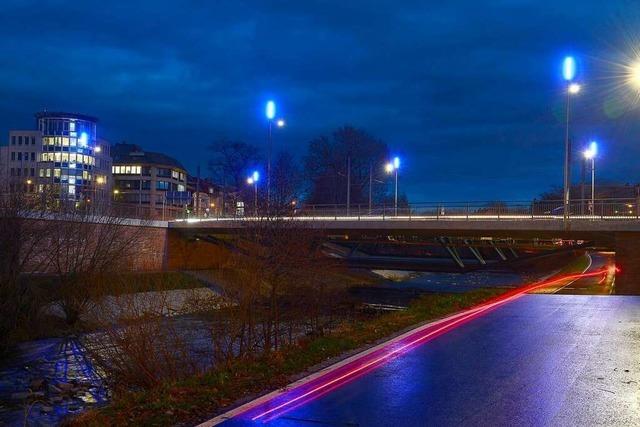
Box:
590, 155, 595, 215
563, 83, 572, 222
561, 56, 580, 224
346, 156, 351, 216
267, 118, 272, 208
394, 167, 398, 216
368, 162, 373, 215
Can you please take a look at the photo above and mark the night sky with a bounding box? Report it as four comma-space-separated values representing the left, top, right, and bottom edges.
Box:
2, 1, 640, 202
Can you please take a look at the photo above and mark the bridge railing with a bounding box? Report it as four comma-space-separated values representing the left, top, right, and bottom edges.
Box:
288, 199, 640, 220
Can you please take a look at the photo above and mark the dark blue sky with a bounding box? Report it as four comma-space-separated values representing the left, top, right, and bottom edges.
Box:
2, 1, 640, 201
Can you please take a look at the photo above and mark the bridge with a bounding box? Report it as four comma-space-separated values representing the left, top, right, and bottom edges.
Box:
169, 199, 640, 294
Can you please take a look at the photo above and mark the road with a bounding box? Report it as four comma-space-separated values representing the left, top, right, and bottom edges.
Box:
214, 292, 640, 426
555, 251, 615, 295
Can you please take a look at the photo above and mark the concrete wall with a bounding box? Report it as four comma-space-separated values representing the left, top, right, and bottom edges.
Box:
614, 232, 640, 295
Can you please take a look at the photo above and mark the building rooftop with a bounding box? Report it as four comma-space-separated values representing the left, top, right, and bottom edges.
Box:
35, 111, 99, 122
111, 143, 186, 171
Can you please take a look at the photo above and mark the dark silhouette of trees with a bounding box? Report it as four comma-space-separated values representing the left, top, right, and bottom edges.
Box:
304, 125, 390, 207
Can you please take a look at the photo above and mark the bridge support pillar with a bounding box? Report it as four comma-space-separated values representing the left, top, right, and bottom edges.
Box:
614, 232, 640, 295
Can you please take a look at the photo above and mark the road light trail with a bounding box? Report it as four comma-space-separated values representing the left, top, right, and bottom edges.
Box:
220, 267, 609, 424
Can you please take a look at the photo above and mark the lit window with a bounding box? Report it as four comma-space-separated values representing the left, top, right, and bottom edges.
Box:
54, 169, 61, 178
69, 121, 76, 132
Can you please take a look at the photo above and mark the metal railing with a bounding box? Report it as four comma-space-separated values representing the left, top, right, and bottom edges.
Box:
290, 199, 640, 220
174, 198, 640, 222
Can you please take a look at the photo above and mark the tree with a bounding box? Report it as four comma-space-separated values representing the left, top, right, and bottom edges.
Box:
208, 139, 262, 190
303, 126, 390, 207
0, 190, 54, 354
271, 151, 304, 212
45, 202, 149, 325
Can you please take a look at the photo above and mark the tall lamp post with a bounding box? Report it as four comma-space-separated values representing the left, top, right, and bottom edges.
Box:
385, 157, 400, 216
265, 100, 285, 209
562, 56, 581, 222
247, 171, 259, 217
583, 141, 597, 216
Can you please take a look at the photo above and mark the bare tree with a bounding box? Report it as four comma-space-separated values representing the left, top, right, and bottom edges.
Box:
0, 189, 55, 354
304, 125, 390, 207
44, 201, 149, 325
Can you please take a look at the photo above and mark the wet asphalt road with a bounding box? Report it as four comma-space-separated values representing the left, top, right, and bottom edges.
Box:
555, 251, 614, 295
219, 294, 640, 426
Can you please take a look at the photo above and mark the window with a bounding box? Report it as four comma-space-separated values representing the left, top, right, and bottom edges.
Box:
30, 168, 35, 177
11, 152, 15, 161
156, 180, 169, 190
157, 168, 171, 177
30, 152, 35, 161
17, 152, 22, 161
177, 184, 185, 192
31, 136, 35, 145
18, 136, 22, 145
172, 170, 179, 179
11, 136, 16, 145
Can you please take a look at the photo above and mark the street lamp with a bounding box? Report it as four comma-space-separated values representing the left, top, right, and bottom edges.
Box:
583, 141, 597, 215
562, 56, 581, 222
265, 101, 286, 208
247, 171, 259, 216
385, 157, 400, 216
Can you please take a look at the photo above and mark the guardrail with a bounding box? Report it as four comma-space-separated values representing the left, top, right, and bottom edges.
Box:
174, 198, 640, 222
290, 199, 640, 220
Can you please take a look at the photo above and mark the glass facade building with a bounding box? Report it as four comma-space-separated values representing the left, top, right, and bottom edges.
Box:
35, 112, 108, 201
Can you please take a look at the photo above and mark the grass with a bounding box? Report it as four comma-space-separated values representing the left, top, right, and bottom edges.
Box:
529, 251, 591, 294
71, 288, 506, 426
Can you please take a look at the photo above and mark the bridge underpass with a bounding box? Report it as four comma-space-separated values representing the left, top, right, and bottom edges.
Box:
170, 217, 640, 294
321, 236, 559, 272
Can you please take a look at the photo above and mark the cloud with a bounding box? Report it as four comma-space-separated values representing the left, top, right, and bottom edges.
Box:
1, 0, 639, 201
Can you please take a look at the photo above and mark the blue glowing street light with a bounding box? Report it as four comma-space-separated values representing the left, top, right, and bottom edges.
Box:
386, 157, 401, 216
265, 100, 285, 208
265, 101, 276, 120
561, 56, 581, 221
247, 171, 260, 216
563, 56, 576, 81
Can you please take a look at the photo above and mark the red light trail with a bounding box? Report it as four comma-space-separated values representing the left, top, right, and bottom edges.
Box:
228, 267, 611, 423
